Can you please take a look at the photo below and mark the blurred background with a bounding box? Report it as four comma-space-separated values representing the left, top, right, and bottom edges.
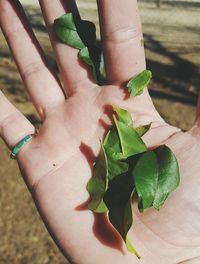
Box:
0, 0, 199, 263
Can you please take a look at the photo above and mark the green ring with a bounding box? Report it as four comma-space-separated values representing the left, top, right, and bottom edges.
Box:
10, 134, 33, 160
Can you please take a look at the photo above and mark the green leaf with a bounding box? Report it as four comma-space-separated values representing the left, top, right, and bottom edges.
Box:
104, 128, 121, 154
133, 146, 180, 212
55, 13, 77, 31
87, 144, 108, 213
54, 13, 100, 84
133, 151, 159, 212
54, 13, 85, 49
104, 174, 139, 257
135, 123, 151, 137
79, 47, 98, 83
103, 128, 129, 180
153, 145, 180, 210
127, 70, 152, 97
93, 200, 108, 213
112, 104, 133, 127
114, 116, 147, 158
105, 147, 129, 181
126, 238, 141, 259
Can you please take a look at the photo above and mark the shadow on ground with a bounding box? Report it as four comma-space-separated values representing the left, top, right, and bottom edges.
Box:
145, 33, 199, 106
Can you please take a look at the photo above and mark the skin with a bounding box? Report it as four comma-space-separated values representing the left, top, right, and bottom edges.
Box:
0, 0, 200, 263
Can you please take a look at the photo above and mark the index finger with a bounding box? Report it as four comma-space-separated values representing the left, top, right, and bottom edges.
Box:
97, 0, 146, 84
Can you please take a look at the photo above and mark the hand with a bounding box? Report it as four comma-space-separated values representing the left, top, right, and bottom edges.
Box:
0, 1, 200, 263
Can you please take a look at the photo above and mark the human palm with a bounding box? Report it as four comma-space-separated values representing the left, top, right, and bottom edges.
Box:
0, 0, 200, 263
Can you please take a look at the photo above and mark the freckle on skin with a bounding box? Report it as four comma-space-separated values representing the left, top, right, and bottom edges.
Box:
53, 164, 56, 167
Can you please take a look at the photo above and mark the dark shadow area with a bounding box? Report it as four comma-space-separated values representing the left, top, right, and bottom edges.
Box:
76, 201, 124, 253
76, 200, 124, 253
77, 141, 125, 254
60, 0, 79, 15
26, 114, 41, 127
79, 142, 95, 172
0, 73, 28, 103
93, 213, 124, 254
24, 6, 47, 34
0, 50, 12, 59
149, 90, 197, 105
144, 33, 200, 106
75, 198, 91, 211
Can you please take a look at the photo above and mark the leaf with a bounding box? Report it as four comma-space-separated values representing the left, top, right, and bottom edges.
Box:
126, 238, 141, 259
75, 19, 97, 46
54, 13, 85, 49
104, 128, 121, 154
133, 146, 180, 212
133, 151, 159, 212
104, 174, 139, 257
127, 70, 152, 97
87, 144, 108, 213
93, 200, 108, 213
114, 116, 147, 158
54, 13, 100, 84
79, 47, 98, 83
112, 104, 133, 127
103, 128, 129, 180
105, 147, 129, 181
135, 123, 151, 137
153, 145, 180, 210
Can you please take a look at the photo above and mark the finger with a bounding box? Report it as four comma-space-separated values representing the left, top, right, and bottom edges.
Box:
0, 0, 65, 119
39, 0, 96, 96
0, 91, 35, 150
97, 0, 145, 84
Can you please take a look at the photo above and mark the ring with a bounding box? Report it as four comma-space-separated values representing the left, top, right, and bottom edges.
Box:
10, 134, 34, 159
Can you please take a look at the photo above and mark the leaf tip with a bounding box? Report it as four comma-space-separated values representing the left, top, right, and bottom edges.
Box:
126, 237, 141, 259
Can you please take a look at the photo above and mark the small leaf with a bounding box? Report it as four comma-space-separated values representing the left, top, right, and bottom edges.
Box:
135, 123, 151, 137
133, 151, 159, 212
54, 13, 101, 84
127, 70, 152, 97
104, 174, 139, 257
153, 145, 180, 210
54, 13, 85, 49
87, 144, 108, 212
114, 116, 147, 158
126, 238, 141, 259
112, 104, 133, 127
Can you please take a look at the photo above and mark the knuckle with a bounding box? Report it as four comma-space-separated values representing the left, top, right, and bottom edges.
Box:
103, 26, 143, 44
21, 61, 45, 80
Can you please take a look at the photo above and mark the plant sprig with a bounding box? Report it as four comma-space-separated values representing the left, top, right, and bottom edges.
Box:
87, 105, 180, 257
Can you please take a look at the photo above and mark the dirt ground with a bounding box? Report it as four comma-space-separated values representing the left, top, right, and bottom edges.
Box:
0, 1, 199, 263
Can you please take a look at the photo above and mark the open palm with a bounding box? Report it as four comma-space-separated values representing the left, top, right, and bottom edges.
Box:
1, 0, 200, 263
